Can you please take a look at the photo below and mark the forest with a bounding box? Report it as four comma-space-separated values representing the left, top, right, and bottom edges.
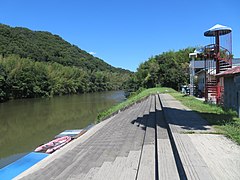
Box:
0, 24, 131, 102
0, 55, 131, 102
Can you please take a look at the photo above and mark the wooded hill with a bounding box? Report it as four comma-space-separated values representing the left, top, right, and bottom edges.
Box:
0, 24, 129, 73
0, 24, 132, 102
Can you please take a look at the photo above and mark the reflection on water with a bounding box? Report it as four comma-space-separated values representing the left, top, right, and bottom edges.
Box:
0, 91, 125, 162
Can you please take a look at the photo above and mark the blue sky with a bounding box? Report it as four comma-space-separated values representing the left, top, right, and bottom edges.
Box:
0, 0, 239, 71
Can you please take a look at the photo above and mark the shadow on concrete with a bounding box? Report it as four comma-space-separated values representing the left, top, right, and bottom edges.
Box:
131, 106, 225, 132
130, 106, 188, 180
193, 110, 237, 126
131, 112, 156, 130
162, 107, 212, 131
131, 107, 214, 132
162, 106, 236, 131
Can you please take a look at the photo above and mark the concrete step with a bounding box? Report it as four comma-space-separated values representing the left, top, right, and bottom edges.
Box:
77, 98, 148, 174
136, 95, 156, 180
136, 144, 155, 180
156, 94, 180, 180
157, 139, 180, 180
91, 162, 113, 180
138, 96, 151, 130
39, 148, 88, 179
82, 167, 100, 180
92, 150, 142, 180
119, 151, 141, 180
172, 133, 215, 180
117, 99, 149, 156
54, 147, 101, 179
159, 94, 216, 180
104, 156, 128, 179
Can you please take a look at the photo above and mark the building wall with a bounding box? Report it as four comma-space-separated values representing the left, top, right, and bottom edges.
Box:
197, 71, 205, 92
224, 75, 240, 111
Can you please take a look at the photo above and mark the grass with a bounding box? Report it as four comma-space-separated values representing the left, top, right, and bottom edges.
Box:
97, 87, 240, 145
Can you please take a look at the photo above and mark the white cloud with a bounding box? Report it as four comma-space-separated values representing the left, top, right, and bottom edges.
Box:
89, 52, 96, 55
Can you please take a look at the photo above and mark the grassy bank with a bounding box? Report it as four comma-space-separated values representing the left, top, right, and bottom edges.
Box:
97, 87, 240, 145
96, 87, 175, 122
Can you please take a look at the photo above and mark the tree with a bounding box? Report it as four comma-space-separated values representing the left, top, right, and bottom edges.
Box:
0, 63, 9, 102
127, 48, 194, 91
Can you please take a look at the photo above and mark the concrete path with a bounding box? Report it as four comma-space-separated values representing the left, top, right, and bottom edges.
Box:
159, 94, 240, 180
15, 94, 240, 180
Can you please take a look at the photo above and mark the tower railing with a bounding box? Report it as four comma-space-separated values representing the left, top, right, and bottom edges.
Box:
204, 44, 232, 65
203, 44, 232, 104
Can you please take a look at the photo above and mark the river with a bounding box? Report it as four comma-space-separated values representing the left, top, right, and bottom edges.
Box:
0, 91, 125, 168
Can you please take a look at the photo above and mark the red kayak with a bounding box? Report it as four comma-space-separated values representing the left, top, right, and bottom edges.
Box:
34, 136, 72, 154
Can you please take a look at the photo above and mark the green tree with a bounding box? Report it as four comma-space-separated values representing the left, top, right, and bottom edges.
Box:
127, 48, 193, 91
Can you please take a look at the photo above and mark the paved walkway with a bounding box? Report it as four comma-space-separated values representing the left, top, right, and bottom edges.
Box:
15, 94, 240, 180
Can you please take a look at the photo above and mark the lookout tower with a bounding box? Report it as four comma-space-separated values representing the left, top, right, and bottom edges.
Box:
203, 24, 232, 104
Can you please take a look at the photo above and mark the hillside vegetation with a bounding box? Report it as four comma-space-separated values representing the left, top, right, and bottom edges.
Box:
0, 24, 131, 102
0, 24, 128, 73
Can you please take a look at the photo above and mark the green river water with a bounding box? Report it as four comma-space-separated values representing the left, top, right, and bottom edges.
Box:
0, 91, 125, 167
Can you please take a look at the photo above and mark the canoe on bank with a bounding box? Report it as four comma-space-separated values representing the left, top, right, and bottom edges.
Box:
34, 136, 72, 154
55, 129, 83, 138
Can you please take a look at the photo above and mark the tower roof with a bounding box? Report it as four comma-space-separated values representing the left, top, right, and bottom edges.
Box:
204, 24, 232, 37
